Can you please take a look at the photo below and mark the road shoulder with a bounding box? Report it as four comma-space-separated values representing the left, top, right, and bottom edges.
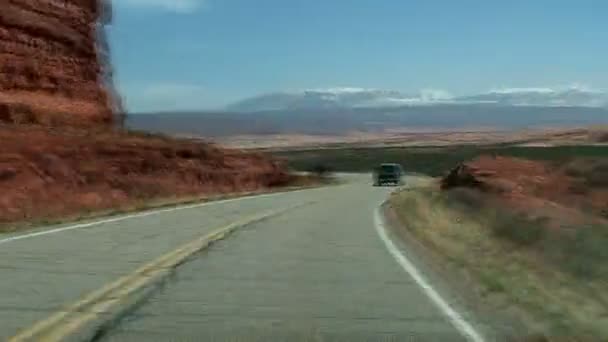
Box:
381, 195, 530, 341
0, 180, 336, 239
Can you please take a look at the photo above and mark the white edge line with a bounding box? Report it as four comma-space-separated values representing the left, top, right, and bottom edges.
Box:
374, 208, 485, 342
0, 188, 315, 246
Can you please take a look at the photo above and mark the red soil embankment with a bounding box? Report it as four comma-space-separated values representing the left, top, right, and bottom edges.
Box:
0, 125, 292, 227
441, 156, 608, 225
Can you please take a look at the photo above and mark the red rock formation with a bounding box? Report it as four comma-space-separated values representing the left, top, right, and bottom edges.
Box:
0, 0, 120, 126
0, 1, 303, 229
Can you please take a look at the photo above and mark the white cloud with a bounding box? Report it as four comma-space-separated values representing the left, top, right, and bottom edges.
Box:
420, 88, 453, 101
487, 84, 604, 95
488, 87, 556, 94
119, 0, 207, 13
566, 83, 603, 94
309, 87, 372, 94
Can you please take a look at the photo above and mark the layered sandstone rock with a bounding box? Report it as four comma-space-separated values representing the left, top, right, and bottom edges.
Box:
0, 0, 120, 126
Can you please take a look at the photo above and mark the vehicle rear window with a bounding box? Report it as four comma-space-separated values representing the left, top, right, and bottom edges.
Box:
381, 165, 398, 173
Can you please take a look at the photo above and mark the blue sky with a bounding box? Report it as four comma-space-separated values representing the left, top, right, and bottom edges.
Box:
108, 0, 607, 112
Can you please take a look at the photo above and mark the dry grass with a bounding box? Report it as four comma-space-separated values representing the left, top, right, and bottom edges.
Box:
562, 159, 608, 189
390, 187, 608, 340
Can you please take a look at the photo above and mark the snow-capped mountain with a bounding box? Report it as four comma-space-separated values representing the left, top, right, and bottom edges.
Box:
459, 86, 608, 107
131, 85, 608, 136
226, 86, 608, 111
226, 88, 454, 111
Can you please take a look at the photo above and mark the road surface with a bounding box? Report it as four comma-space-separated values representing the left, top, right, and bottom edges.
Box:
0, 174, 483, 341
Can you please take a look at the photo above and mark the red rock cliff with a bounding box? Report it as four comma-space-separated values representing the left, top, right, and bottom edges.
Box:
0, 0, 121, 126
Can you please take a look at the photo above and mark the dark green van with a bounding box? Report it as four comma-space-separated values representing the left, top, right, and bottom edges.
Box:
372, 163, 404, 186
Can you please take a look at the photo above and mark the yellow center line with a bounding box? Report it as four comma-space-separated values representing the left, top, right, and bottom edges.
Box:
10, 203, 311, 342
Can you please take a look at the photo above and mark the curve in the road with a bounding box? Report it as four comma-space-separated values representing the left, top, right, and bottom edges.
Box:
1, 174, 488, 341
0, 187, 324, 246
9, 203, 312, 342
374, 208, 484, 342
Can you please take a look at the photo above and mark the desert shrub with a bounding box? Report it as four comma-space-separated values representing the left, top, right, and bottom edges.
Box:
586, 162, 608, 188
556, 225, 608, 278
599, 134, 608, 142
109, 178, 167, 199
592, 131, 608, 143
443, 188, 547, 246
265, 172, 292, 187
175, 147, 212, 160
125, 129, 172, 141
392, 192, 425, 226
490, 211, 547, 246
563, 163, 587, 178
0, 168, 17, 181
478, 270, 506, 294
445, 188, 487, 211
563, 159, 608, 188
567, 181, 589, 195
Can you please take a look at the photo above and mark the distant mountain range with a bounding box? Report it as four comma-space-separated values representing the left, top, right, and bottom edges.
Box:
127, 85, 608, 138
128, 104, 608, 138
226, 86, 608, 111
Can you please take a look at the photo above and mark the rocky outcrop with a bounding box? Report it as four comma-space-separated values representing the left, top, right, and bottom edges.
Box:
0, 0, 120, 126
440, 163, 489, 191
0, 1, 303, 229
441, 156, 589, 207
441, 156, 561, 197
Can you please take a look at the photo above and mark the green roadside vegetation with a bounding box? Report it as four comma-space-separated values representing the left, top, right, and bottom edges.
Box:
272, 145, 608, 176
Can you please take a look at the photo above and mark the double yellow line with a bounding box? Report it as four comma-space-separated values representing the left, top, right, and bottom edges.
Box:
10, 204, 304, 342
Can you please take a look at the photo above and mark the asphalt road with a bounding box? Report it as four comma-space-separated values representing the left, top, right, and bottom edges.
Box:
0, 174, 481, 341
